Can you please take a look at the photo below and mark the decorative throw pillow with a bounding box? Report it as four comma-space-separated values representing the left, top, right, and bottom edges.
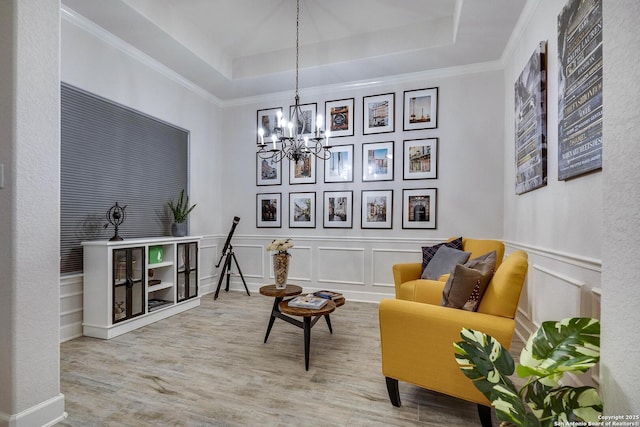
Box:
440, 251, 497, 311
421, 237, 463, 275
421, 245, 471, 280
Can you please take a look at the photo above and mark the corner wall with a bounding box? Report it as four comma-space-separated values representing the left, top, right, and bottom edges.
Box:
0, 1, 66, 425
601, 0, 640, 415
502, 0, 602, 373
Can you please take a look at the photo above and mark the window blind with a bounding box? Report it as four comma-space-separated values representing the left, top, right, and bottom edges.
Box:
60, 83, 189, 274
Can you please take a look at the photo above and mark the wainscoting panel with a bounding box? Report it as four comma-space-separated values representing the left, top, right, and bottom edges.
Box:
531, 264, 583, 326
231, 244, 265, 278
60, 274, 84, 342
372, 249, 421, 288
318, 246, 365, 286
283, 246, 312, 283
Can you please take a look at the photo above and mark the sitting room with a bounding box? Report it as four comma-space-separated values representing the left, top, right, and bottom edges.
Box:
2, 0, 639, 425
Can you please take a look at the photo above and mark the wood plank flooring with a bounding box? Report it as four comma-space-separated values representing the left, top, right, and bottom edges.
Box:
60, 291, 519, 426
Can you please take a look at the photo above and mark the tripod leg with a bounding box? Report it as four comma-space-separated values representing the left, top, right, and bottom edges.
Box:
231, 252, 251, 296
214, 253, 229, 300
224, 253, 232, 292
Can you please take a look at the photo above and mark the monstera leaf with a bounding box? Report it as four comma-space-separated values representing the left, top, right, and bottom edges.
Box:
517, 317, 600, 386
455, 318, 602, 426
454, 328, 533, 424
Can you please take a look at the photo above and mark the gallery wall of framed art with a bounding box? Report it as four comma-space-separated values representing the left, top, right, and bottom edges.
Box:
254, 85, 441, 230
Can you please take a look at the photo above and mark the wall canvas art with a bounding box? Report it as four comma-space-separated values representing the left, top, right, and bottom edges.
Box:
402, 188, 437, 229
515, 42, 547, 194
256, 193, 281, 228
361, 190, 393, 229
557, 0, 602, 180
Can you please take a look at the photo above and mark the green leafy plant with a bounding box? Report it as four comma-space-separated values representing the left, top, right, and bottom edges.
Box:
168, 189, 196, 223
453, 317, 602, 426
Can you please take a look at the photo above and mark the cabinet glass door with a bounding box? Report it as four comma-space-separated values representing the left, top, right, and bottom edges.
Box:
177, 242, 198, 302
112, 247, 145, 323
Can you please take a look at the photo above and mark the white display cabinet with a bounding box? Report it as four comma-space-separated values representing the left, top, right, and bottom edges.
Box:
82, 236, 201, 339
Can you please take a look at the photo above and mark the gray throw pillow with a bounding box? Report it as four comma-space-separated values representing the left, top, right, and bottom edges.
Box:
421, 246, 471, 280
440, 250, 497, 311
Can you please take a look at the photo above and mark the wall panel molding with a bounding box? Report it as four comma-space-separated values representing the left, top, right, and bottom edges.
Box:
318, 247, 365, 286
505, 240, 601, 272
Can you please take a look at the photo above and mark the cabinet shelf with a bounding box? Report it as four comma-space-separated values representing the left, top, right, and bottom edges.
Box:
148, 281, 173, 292
149, 260, 173, 269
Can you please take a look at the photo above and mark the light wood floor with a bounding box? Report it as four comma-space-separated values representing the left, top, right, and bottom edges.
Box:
60, 291, 519, 426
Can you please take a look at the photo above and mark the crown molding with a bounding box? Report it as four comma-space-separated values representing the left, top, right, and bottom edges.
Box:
61, 5, 222, 106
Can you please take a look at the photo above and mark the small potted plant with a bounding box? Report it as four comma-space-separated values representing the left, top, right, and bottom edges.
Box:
168, 189, 196, 237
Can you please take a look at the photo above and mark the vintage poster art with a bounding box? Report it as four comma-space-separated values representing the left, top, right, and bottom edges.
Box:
325, 98, 354, 137
289, 192, 316, 228
402, 188, 437, 229
256, 193, 281, 228
515, 42, 547, 195
361, 190, 393, 229
557, 0, 603, 180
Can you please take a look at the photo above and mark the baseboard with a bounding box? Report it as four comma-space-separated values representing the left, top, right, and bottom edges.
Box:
0, 394, 66, 427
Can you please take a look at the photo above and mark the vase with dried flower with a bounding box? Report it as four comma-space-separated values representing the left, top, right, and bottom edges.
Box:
267, 238, 293, 289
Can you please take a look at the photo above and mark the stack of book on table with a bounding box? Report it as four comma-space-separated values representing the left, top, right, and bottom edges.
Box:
313, 290, 343, 301
288, 294, 329, 309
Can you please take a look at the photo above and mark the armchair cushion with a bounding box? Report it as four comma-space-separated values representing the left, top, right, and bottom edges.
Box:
420, 236, 462, 274
440, 251, 496, 310
421, 246, 471, 280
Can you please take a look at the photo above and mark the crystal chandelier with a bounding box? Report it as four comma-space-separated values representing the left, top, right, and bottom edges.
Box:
257, 0, 331, 163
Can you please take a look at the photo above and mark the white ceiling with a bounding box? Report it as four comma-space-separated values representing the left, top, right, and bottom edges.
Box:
61, 0, 527, 100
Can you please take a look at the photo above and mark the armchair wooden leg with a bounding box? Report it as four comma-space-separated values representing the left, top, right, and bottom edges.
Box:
385, 377, 401, 407
477, 404, 492, 427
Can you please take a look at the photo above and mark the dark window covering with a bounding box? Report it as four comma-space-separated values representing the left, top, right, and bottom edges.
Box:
61, 83, 189, 274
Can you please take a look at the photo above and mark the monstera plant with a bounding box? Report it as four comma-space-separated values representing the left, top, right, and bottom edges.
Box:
454, 317, 603, 426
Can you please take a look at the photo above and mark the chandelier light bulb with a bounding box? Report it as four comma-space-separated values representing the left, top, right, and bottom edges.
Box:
258, 127, 265, 145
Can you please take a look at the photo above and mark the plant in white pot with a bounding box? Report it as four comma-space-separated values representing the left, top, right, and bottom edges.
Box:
454, 317, 602, 426
168, 189, 196, 237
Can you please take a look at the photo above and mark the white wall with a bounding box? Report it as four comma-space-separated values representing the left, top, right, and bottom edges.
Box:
601, 0, 640, 416
501, 0, 602, 368
219, 68, 505, 301
0, 1, 66, 425
59, 10, 225, 339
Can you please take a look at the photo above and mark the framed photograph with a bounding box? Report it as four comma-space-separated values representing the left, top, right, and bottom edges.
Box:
362, 141, 394, 182
323, 191, 353, 228
256, 193, 281, 228
363, 93, 395, 134
403, 138, 438, 180
290, 103, 317, 136
289, 156, 316, 184
325, 98, 354, 137
361, 190, 393, 229
257, 107, 283, 144
402, 188, 437, 229
289, 192, 316, 228
324, 144, 354, 183
256, 154, 281, 186
403, 87, 438, 130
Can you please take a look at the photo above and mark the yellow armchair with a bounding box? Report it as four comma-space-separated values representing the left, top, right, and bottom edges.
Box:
393, 238, 505, 300
379, 250, 528, 426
